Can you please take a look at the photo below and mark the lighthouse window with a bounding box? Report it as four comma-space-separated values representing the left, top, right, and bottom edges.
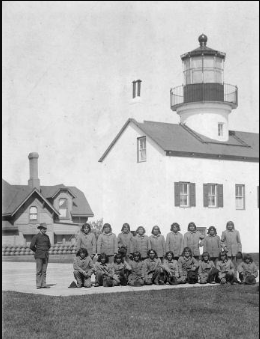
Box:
215, 57, 223, 70
215, 70, 222, 83
137, 137, 146, 162
203, 69, 215, 83
236, 184, 245, 210
193, 70, 203, 83
203, 56, 215, 68
218, 123, 224, 136
183, 56, 224, 85
191, 57, 202, 68
203, 57, 215, 83
191, 57, 203, 83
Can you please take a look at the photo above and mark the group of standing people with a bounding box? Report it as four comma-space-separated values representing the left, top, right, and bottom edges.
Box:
30, 221, 258, 289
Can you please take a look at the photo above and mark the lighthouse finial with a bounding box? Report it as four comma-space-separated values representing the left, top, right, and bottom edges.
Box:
198, 34, 208, 47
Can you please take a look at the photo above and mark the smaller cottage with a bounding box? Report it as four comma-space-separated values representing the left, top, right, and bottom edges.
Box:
2, 152, 94, 246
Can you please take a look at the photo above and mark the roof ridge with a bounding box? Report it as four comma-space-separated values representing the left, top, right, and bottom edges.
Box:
180, 123, 206, 143
230, 133, 251, 147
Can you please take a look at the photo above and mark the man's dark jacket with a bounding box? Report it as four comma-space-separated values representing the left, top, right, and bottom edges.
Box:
30, 232, 51, 259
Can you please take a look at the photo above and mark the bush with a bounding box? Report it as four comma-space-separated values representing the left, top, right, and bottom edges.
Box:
89, 218, 103, 240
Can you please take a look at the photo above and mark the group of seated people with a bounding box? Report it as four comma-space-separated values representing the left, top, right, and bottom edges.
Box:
73, 247, 258, 288
72, 221, 258, 288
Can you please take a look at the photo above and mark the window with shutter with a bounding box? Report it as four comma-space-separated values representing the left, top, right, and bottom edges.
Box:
204, 183, 223, 208
174, 182, 180, 207
175, 182, 196, 208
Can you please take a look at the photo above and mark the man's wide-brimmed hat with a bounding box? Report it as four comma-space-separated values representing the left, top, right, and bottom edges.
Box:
37, 223, 47, 230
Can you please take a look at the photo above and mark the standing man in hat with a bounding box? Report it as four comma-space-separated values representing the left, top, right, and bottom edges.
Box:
30, 223, 51, 289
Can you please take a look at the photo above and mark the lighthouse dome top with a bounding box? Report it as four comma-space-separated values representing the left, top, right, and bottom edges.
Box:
198, 33, 207, 46
181, 34, 226, 60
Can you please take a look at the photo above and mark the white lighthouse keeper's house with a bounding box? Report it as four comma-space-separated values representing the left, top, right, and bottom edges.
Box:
99, 35, 259, 253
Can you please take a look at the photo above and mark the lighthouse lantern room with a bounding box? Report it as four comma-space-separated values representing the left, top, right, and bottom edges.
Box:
171, 34, 238, 142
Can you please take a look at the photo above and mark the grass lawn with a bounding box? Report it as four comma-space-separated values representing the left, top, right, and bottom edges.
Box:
2, 284, 259, 339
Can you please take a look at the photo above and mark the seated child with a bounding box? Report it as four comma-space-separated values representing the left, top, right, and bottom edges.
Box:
128, 251, 145, 287
112, 254, 131, 286
163, 251, 179, 285
143, 249, 165, 285
178, 247, 199, 284
73, 248, 94, 288
117, 246, 128, 261
117, 223, 134, 262
94, 252, 115, 287
216, 252, 235, 285
198, 252, 219, 284
237, 254, 258, 285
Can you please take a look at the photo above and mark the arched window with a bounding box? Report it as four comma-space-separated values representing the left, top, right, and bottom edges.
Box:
59, 198, 68, 218
29, 206, 38, 221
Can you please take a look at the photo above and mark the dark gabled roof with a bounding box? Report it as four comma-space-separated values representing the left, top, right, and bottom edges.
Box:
2, 180, 94, 217
40, 184, 93, 216
67, 186, 94, 217
40, 185, 76, 199
2, 180, 60, 216
99, 119, 259, 162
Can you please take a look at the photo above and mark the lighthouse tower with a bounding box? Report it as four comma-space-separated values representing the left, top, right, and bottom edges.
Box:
170, 34, 238, 142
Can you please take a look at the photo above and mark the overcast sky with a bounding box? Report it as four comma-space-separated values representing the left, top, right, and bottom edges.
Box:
2, 1, 259, 220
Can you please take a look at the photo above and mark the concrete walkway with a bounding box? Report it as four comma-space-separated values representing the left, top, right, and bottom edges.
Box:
2, 262, 259, 297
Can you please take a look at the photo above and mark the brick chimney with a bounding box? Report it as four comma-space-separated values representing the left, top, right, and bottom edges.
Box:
28, 152, 40, 190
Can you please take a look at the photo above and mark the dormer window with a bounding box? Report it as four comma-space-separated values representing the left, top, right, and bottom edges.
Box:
29, 206, 38, 221
137, 137, 146, 162
59, 198, 68, 218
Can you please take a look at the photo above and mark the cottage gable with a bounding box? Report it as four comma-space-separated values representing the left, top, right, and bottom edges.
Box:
2, 153, 94, 246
